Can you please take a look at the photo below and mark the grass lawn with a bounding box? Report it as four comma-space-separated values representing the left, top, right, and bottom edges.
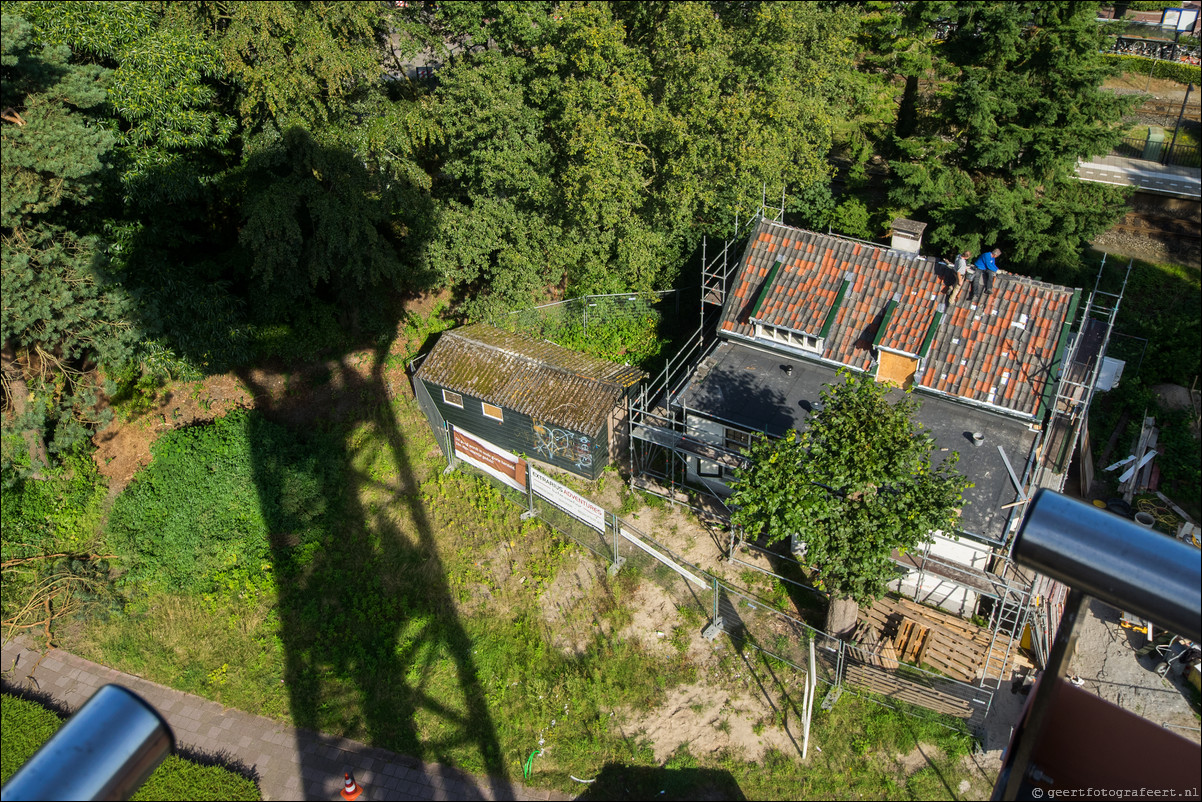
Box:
29, 338, 992, 799
1, 693, 260, 801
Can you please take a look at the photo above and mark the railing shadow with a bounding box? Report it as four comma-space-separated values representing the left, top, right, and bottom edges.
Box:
574, 761, 745, 801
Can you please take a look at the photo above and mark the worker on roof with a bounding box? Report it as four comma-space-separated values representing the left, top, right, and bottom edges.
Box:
972, 248, 1002, 302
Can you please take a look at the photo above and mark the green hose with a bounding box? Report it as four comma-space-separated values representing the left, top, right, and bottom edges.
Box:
522, 749, 542, 779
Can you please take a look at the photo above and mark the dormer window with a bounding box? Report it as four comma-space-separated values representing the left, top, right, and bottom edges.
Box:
753, 322, 824, 355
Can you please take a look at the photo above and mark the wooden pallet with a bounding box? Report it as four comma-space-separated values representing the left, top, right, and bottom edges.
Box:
843, 663, 975, 718
860, 595, 1034, 684
850, 621, 900, 669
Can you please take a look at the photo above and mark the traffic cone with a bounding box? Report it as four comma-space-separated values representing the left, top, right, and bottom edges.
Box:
341, 772, 363, 801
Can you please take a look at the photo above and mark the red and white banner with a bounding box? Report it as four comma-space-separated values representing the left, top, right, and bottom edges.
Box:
451, 426, 526, 493
531, 467, 606, 532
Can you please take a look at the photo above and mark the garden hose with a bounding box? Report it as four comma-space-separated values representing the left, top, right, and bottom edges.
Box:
1136, 498, 1183, 530
522, 749, 541, 779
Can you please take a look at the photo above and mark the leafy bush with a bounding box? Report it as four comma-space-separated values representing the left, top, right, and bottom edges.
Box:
104, 409, 340, 600
1104, 53, 1202, 85
1, 448, 107, 556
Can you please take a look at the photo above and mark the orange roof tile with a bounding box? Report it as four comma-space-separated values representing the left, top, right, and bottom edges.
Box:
718, 219, 1077, 418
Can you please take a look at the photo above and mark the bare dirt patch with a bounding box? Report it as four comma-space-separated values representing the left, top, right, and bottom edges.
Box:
91, 374, 259, 494
90, 349, 414, 494
1091, 229, 1202, 270
538, 552, 611, 656
614, 679, 801, 764
1104, 73, 1199, 103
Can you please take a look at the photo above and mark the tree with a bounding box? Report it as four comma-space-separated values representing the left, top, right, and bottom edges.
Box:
728, 372, 971, 637
11, 0, 236, 209
425, 1, 857, 315
879, 1, 1136, 272
1, 11, 135, 471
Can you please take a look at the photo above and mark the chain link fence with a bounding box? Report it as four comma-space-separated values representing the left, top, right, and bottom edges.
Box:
445, 454, 990, 735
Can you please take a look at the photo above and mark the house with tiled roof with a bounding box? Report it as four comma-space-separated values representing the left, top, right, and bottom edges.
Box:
632, 215, 1107, 619
414, 323, 646, 481
718, 220, 1078, 420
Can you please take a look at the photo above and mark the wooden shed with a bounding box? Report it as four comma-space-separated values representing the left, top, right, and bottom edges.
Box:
414, 323, 647, 480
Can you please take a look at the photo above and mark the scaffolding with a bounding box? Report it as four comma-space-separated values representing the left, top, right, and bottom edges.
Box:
628, 212, 1128, 722
1033, 255, 1131, 488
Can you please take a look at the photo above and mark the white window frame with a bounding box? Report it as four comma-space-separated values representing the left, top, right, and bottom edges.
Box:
754, 323, 823, 354
442, 389, 464, 408
482, 402, 504, 422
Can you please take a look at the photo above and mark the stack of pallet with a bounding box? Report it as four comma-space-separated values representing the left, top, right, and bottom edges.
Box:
841, 662, 976, 718
858, 595, 1034, 683
848, 620, 899, 669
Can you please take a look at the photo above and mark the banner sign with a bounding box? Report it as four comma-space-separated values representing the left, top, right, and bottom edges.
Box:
451, 426, 526, 493
531, 467, 606, 532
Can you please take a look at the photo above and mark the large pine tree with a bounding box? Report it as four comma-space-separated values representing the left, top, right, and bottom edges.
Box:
881, 1, 1136, 271
1, 12, 134, 470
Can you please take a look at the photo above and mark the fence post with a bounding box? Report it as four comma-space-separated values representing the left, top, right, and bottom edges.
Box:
521, 461, 536, 520
702, 577, 724, 641
443, 422, 458, 474
836, 639, 845, 688
1165, 82, 1194, 165
607, 512, 625, 576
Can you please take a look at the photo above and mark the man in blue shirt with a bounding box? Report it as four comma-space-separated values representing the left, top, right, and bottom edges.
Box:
972, 248, 1001, 302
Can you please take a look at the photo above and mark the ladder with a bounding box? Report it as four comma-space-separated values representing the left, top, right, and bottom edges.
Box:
980, 583, 1031, 696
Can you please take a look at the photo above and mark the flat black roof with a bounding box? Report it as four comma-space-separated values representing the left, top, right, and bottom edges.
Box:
675, 340, 1038, 543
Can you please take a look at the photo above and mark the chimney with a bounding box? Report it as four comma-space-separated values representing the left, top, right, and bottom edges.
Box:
890, 218, 927, 254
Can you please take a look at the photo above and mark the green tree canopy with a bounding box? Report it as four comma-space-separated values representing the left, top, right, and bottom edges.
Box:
423, 1, 857, 317
11, 0, 236, 208
878, 1, 1135, 271
1, 11, 135, 470
729, 372, 971, 636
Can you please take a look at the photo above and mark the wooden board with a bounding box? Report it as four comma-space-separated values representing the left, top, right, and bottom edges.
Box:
859, 595, 1035, 683
843, 664, 975, 718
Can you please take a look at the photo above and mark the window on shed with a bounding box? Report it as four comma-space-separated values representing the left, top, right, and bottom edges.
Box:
482, 402, 504, 422
442, 389, 464, 408
697, 459, 722, 478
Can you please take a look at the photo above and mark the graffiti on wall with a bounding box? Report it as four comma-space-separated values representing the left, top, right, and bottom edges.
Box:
532, 420, 593, 470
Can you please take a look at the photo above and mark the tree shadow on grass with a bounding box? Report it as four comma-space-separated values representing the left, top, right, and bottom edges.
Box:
237, 342, 512, 796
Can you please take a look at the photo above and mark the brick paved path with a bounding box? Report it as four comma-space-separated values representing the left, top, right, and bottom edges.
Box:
1, 637, 570, 801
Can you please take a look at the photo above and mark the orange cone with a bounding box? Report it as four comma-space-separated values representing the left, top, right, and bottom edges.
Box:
341, 772, 363, 801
